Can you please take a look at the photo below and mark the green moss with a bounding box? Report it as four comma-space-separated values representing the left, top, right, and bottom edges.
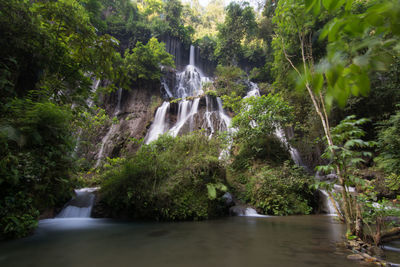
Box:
170, 98, 182, 104
205, 90, 217, 97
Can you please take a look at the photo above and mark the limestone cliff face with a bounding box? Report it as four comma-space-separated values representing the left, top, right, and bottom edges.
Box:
91, 36, 218, 165
94, 83, 161, 164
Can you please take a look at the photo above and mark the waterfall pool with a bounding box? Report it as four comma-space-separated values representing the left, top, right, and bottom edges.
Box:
0, 216, 363, 267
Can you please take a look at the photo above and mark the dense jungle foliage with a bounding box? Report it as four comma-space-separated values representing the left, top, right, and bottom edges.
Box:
100, 133, 228, 220
1, 0, 400, 249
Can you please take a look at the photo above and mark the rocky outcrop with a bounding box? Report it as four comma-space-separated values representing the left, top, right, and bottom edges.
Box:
94, 83, 162, 163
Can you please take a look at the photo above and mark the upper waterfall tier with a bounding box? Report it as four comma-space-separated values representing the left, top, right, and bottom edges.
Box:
145, 44, 232, 144
169, 45, 208, 98
175, 65, 205, 98
189, 45, 195, 66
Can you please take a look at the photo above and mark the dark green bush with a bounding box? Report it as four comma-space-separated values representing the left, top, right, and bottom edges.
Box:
100, 132, 228, 220
246, 163, 315, 215
0, 192, 39, 239
376, 108, 400, 175
228, 161, 315, 216
213, 65, 247, 98
0, 99, 75, 239
231, 135, 290, 171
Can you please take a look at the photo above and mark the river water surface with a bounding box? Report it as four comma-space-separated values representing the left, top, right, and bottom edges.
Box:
0, 215, 360, 267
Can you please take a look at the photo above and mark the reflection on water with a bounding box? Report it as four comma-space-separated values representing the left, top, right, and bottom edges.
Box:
0, 216, 361, 267
383, 241, 400, 265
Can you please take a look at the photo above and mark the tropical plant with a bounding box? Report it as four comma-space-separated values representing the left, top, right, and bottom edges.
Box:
123, 37, 175, 83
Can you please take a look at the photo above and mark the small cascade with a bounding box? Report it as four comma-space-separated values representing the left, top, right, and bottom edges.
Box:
319, 189, 338, 215
57, 188, 98, 218
316, 175, 357, 216
169, 98, 200, 136
175, 66, 203, 98
115, 88, 123, 115
95, 88, 123, 167
161, 78, 173, 98
244, 82, 261, 98
239, 82, 305, 166
189, 45, 195, 66
202, 95, 232, 139
274, 128, 306, 168
216, 97, 232, 131
95, 124, 118, 168
229, 205, 269, 217
242, 208, 269, 217
86, 79, 101, 108
145, 101, 171, 144
204, 95, 216, 138
74, 78, 101, 154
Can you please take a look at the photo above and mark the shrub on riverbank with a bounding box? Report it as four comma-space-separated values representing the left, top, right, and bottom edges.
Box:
100, 132, 228, 220
228, 162, 315, 216
0, 100, 75, 239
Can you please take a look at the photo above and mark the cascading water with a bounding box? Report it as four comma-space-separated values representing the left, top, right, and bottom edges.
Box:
161, 78, 173, 98
145, 45, 231, 144
242, 82, 343, 216
319, 190, 338, 215
245, 82, 261, 98
216, 97, 232, 131
189, 45, 195, 66
175, 66, 203, 98
74, 78, 101, 155
95, 88, 123, 168
169, 98, 200, 137
86, 79, 101, 108
146, 101, 171, 144
204, 96, 216, 138
57, 188, 98, 218
275, 127, 305, 168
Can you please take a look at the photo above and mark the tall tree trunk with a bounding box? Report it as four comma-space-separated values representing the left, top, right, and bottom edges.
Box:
281, 33, 354, 235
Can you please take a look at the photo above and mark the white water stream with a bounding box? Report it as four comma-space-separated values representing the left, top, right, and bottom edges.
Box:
74, 78, 101, 154
95, 88, 123, 168
145, 45, 231, 144
57, 188, 98, 218
146, 101, 171, 144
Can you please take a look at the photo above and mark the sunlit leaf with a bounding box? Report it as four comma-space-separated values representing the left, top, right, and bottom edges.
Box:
358, 72, 370, 96
311, 73, 324, 93
305, 0, 317, 13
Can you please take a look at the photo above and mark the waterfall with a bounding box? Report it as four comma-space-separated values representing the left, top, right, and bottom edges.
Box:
161, 78, 173, 98
274, 128, 305, 168
319, 189, 338, 215
175, 66, 203, 98
240, 82, 304, 166
145, 101, 171, 144
189, 45, 195, 66
216, 97, 231, 131
86, 79, 101, 108
74, 78, 101, 155
244, 82, 261, 98
115, 88, 123, 115
204, 96, 215, 138
95, 88, 123, 168
146, 44, 218, 143
57, 188, 98, 218
169, 98, 200, 137
241, 208, 269, 217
